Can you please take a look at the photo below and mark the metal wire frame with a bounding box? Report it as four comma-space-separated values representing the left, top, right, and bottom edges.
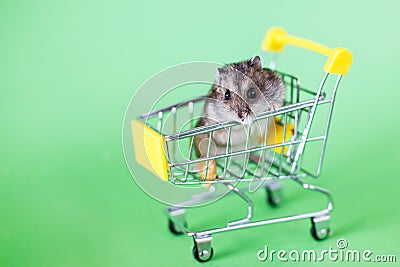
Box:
139, 71, 342, 184
165, 176, 333, 237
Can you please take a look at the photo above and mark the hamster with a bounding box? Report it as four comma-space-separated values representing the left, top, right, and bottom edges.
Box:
194, 56, 285, 181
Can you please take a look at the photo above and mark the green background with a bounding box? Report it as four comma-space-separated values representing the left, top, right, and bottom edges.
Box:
1, 0, 399, 266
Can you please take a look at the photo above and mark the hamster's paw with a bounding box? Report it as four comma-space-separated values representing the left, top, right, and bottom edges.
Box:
196, 160, 217, 182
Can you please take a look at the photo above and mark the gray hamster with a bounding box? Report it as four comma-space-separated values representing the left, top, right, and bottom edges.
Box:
194, 56, 285, 180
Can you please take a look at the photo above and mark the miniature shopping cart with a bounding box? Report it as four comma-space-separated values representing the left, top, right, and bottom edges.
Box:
130, 27, 352, 262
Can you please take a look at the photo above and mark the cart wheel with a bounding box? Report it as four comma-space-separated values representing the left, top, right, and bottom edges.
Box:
310, 216, 330, 241
265, 181, 282, 207
311, 225, 330, 240
168, 219, 187, 235
193, 245, 214, 262
193, 234, 213, 262
267, 189, 282, 206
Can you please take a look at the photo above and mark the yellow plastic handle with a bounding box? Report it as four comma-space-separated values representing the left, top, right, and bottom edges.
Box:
261, 27, 353, 75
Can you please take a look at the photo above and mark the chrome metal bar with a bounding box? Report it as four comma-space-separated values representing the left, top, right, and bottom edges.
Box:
171, 107, 177, 158
290, 73, 329, 174
239, 126, 252, 178
187, 210, 329, 237
278, 113, 287, 176
296, 76, 301, 103
170, 173, 308, 185
184, 136, 195, 182
170, 136, 326, 167
290, 75, 294, 105
140, 95, 206, 120
164, 98, 331, 141
224, 183, 253, 226
183, 101, 195, 182
222, 127, 232, 179
182, 178, 332, 236
166, 173, 329, 234
315, 75, 342, 177
164, 141, 173, 180
203, 131, 214, 180
291, 177, 333, 212
292, 77, 301, 160
259, 117, 269, 177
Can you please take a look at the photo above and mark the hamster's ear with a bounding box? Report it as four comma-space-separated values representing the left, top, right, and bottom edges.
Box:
249, 55, 262, 70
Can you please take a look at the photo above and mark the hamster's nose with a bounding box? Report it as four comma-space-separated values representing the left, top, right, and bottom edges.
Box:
238, 111, 247, 121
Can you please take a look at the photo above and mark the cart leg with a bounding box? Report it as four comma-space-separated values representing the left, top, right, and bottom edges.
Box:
311, 214, 330, 240
291, 177, 333, 212
224, 183, 253, 227
167, 206, 187, 235
192, 234, 213, 262
265, 179, 283, 206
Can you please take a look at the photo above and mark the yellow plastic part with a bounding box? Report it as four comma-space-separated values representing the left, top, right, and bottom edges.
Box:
131, 120, 169, 181
261, 27, 353, 75
264, 117, 295, 155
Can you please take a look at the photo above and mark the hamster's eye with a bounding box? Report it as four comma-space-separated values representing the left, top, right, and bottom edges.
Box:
247, 87, 257, 99
224, 90, 231, 100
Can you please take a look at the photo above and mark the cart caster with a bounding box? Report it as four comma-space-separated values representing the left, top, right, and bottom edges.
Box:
193, 234, 213, 262
167, 207, 187, 235
266, 180, 282, 206
168, 219, 187, 235
310, 215, 330, 240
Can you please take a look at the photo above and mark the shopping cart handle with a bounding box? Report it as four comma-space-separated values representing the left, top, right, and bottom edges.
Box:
261, 27, 352, 75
